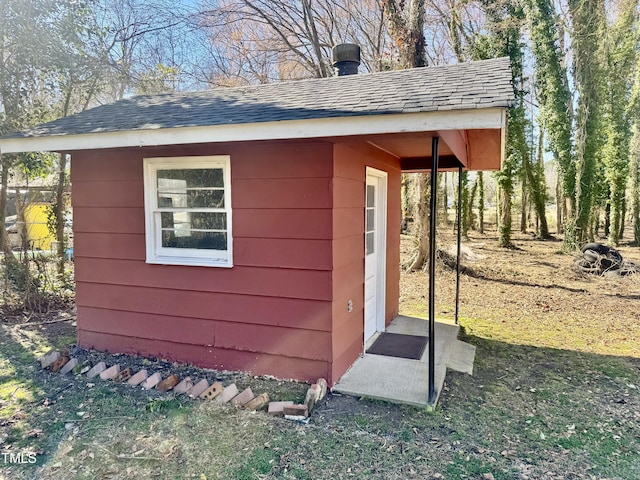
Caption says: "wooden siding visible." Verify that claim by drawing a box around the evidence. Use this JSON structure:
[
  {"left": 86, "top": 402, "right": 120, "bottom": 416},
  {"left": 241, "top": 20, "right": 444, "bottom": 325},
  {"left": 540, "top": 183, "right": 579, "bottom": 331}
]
[
  {"left": 72, "top": 138, "right": 402, "bottom": 386},
  {"left": 78, "top": 330, "right": 329, "bottom": 381},
  {"left": 75, "top": 259, "right": 332, "bottom": 301},
  {"left": 330, "top": 141, "right": 402, "bottom": 383},
  {"left": 72, "top": 141, "right": 335, "bottom": 383},
  {"left": 76, "top": 284, "right": 332, "bottom": 331}
]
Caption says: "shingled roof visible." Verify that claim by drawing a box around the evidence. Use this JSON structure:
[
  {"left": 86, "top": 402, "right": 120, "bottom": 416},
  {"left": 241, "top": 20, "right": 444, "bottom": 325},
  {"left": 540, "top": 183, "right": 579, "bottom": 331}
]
[{"left": 5, "top": 57, "right": 513, "bottom": 140}]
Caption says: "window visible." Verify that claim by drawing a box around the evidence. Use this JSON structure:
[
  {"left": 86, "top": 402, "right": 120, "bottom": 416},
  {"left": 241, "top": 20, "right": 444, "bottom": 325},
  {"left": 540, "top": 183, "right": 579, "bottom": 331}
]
[
  {"left": 366, "top": 184, "right": 375, "bottom": 255},
  {"left": 143, "top": 155, "right": 232, "bottom": 267}
]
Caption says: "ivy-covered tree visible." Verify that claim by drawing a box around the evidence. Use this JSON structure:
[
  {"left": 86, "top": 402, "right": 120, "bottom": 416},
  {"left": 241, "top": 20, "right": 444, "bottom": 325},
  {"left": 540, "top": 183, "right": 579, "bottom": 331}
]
[
  {"left": 628, "top": 22, "right": 640, "bottom": 246},
  {"left": 602, "top": 0, "right": 638, "bottom": 245},
  {"left": 477, "top": 171, "right": 485, "bottom": 234},
  {"left": 630, "top": 126, "right": 640, "bottom": 245},
  {"left": 470, "top": 0, "right": 528, "bottom": 248},
  {"left": 525, "top": 0, "right": 573, "bottom": 244},
  {"left": 568, "top": 0, "right": 606, "bottom": 246}
]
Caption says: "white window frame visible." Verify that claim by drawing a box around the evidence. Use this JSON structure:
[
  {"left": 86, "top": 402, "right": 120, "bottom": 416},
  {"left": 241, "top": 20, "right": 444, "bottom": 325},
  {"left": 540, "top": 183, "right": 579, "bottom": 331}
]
[{"left": 143, "top": 155, "right": 233, "bottom": 267}]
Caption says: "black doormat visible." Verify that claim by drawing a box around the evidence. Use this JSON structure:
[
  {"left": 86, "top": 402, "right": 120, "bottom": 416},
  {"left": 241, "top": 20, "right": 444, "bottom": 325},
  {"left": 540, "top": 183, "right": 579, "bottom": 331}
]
[{"left": 366, "top": 333, "right": 428, "bottom": 360}]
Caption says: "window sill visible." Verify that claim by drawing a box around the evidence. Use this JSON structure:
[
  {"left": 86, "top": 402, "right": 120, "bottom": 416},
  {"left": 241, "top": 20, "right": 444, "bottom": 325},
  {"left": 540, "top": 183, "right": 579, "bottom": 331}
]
[{"left": 146, "top": 256, "right": 233, "bottom": 268}]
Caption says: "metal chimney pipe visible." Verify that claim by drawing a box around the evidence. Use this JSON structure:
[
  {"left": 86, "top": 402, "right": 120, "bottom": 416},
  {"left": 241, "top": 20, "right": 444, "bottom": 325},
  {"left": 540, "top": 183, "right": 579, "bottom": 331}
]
[{"left": 332, "top": 44, "right": 361, "bottom": 76}]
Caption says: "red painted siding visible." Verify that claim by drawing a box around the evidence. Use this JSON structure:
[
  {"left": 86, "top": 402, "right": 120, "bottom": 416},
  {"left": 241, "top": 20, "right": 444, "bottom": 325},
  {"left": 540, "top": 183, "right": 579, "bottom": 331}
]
[
  {"left": 76, "top": 285, "right": 332, "bottom": 331},
  {"left": 75, "top": 258, "right": 332, "bottom": 301},
  {"left": 78, "top": 330, "right": 329, "bottom": 381},
  {"left": 73, "top": 141, "right": 335, "bottom": 383},
  {"left": 329, "top": 142, "right": 402, "bottom": 384},
  {"left": 72, "top": 138, "right": 401, "bottom": 386}
]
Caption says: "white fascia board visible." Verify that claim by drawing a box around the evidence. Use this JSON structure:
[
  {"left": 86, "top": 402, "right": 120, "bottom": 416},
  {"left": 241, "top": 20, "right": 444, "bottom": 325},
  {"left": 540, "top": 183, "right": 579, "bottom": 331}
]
[{"left": 0, "top": 107, "right": 507, "bottom": 154}]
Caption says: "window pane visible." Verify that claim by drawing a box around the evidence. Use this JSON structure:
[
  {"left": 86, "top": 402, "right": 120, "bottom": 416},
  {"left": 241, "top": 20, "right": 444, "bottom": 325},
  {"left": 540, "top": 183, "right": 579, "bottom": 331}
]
[
  {"left": 366, "top": 232, "right": 374, "bottom": 254},
  {"left": 160, "top": 212, "right": 227, "bottom": 231},
  {"left": 366, "top": 208, "right": 375, "bottom": 232},
  {"left": 366, "top": 185, "right": 375, "bottom": 207},
  {"left": 157, "top": 168, "right": 224, "bottom": 188},
  {"left": 158, "top": 190, "right": 224, "bottom": 209},
  {"left": 162, "top": 230, "right": 227, "bottom": 250}
]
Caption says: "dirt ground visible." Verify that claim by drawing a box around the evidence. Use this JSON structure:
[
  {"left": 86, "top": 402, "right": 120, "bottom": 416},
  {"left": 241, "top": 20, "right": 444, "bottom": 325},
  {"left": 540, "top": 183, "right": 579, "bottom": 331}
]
[{"left": 400, "top": 229, "right": 640, "bottom": 358}]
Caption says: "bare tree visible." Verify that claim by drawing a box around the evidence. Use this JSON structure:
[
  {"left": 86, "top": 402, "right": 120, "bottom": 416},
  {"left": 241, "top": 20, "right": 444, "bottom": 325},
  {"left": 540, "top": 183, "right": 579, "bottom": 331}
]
[{"left": 195, "top": 0, "right": 390, "bottom": 84}]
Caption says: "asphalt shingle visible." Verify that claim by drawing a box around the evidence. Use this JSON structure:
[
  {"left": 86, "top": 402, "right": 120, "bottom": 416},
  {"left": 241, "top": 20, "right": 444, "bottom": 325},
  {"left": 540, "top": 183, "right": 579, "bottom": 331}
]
[{"left": 6, "top": 57, "right": 514, "bottom": 139}]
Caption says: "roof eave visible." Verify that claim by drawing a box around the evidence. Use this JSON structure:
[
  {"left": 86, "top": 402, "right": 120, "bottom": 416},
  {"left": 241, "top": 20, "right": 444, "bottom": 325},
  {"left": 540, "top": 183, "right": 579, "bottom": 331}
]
[{"left": 0, "top": 107, "right": 508, "bottom": 154}]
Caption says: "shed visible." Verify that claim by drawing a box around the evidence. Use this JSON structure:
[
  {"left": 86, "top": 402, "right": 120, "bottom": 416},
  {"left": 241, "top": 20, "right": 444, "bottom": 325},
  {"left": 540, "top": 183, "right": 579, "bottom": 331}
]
[{"left": 0, "top": 57, "right": 514, "bottom": 394}]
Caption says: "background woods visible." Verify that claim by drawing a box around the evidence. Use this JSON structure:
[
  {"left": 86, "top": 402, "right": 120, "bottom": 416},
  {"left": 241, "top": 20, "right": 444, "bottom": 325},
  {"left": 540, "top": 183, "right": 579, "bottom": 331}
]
[{"left": 1, "top": 0, "right": 639, "bottom": 306}]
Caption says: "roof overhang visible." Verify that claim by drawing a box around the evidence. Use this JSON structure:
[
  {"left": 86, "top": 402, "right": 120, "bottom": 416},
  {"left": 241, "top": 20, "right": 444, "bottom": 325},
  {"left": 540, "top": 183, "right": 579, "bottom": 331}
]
[{"left": 0, "top": 107, "right": 507, "bottom": 170}]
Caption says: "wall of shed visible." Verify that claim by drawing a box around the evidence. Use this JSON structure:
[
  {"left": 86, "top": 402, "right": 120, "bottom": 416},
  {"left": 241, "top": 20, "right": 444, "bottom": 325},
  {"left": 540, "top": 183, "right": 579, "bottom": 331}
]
[
  {"left": 330, "top": 142, "right": 402, "bottom": 384},
  {"left": 72, "top": 141, "right": 336, "bottom": 383}
]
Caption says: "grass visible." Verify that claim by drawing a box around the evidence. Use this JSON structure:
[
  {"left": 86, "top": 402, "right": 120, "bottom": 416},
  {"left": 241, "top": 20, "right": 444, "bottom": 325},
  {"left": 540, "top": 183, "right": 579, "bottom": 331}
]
[
  {"left": 1, "top": 318, "right": 639, "bottom": 479},
  {"left": 2, "top": 232, "right": 640, "bottom": 478}
]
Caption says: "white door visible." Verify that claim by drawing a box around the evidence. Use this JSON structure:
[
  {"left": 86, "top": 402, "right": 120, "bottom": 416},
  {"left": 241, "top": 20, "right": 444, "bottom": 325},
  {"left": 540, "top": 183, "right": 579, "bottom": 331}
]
[{"left": 364, "top": 168, "right": 387, "bottom": 344}]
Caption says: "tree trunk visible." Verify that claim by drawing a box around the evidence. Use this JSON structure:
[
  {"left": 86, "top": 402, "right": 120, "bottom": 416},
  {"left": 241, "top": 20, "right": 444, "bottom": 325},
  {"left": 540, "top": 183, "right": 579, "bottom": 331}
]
[
  {"left": 440, "top": 173, "right": 448, "bottom": 226},
  {"left": 620, "top": 197, "right": 626, "bottom": 240},
  {"left": 401, "top": 173, "right": 410, "bottom": 233},
  {"left": 0, "top": 156, "right": 9, "bottom": 254},
  {"left": 495, "top": 185, "right": 500, "bottom": 230},
  {"left": 385, "top": 0, "right": 428, "bottom": 268},
  {"left": 569, "top": 0, "right": 605, "bottom": 245},
  {"left": 520, "top": 174, "right": 527, "bottom": 233},
  {"left": 461, "top": 171, "right": 470, "bottom": 241},
  {"left": 499, "top": 183, "right": 513, "bottom": 247},
  {"left": 469, "top": 177, "right": 478, "bottom": 232},
  {"left": 408, "top": 173, "right": 430, "bottom": 271},
  {"left": 631, "top": 125, "right": 640, "bottom": 245},
  {"left": 478, "top": 172, "right": 485, "bottom": 234},
  {"left": 604, "top": 202, "right": 611, "bottom": 238},
  {"left": 556, "top": 175, "right": 563, "bottom": 234},
  {"left": 14, "top": 190, "right": 33, "bottom": 301},
  {"left": 0, "top": 156, "right": 24, "bottom": 295},
  {"left": 590, "top": 205, "right": 599, "bottom": 241},
  {"left": 55, "top": 153, "right": 68, "bottom": 278}
]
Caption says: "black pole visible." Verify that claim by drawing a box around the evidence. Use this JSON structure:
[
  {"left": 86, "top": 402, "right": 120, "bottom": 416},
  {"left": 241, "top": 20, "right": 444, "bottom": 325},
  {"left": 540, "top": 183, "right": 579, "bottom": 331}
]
[
  {"left": 428, "top": 136, "right": 439, "bottom": 405},
  {"left": 455, "top": 166, "right": 462, "bottom": 325}
]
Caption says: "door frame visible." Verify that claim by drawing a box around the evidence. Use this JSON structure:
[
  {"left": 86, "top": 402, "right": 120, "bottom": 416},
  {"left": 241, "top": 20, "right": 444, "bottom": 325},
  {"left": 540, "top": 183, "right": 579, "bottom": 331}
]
[{"left": 364, "top": 167, "right": 388, "bottom": 345}]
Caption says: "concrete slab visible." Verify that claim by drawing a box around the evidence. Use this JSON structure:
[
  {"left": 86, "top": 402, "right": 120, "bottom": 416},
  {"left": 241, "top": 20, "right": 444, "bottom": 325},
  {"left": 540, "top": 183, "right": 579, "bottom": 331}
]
[
  {"left": 446, "top": 340, "right": 476, "bottom": 375},
  {"left": 333, "top": 316, "right": 473, "bottom": 408},
  {"left": 333, "top": 353, "right": 447, "bottom": 407}
]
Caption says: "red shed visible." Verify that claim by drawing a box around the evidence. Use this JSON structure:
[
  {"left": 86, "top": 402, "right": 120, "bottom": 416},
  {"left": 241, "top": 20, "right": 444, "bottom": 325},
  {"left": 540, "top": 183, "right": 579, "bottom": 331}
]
[{"left": 0, "top": 57, "right": 513, "bottom": 387}]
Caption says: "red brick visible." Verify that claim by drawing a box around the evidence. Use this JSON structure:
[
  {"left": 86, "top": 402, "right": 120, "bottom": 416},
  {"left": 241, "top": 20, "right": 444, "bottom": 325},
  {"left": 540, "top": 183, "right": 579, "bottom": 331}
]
[
  {"left": 156, "top": 374, "right": 180, "bottom": 392},
  {"left": 51, "top": 357, "right": 69, "bottom": 373},
  {"left": 215, "top": 384, "right": 239, "bottom": 404},
  {"left": 199, "top": 381, "right": 224, "bottom": 400},
  {"left": 187, "top": 379, "right": 209, "bottom": 398},
  {"left": 141, "top": 372, "right": 162, "bottom": 390},
  {"left": 113, "top": 368, "right": 133, "bottom": 383},
  {"left": 60, "top": 358, "right": 79, "bottom": 375},
  {"left": 231, "top": 387, "right": 255, "bottom": 407},
  {"left": 173, "top": 377, "right": 193, "bottom": 394},
  {"left": 40, "top": 351, "right": 60, "bottom": 369},
  {"left": 244, "top": 393, "right": 270, "bottom": 411},
  {"left": 127, "top": 369, "right": 148, "bottom": 386},
  {"left": 283, "top": 404, "right": 308, "bottom": 417},
  {"left": 99, "top": 364, "right": 120, "bottom": 380},
  {"left": 304, "top": 384, "right": 321, "bottom": 412},
  {"left": 317, "top": 378, "right": 328, "bottom": 399},
  {"left": 268, "top": 401, "right": 294, "bottom": 416},
  {"left": 86, "top": 362, "right": 106, "bottom": 379}
]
